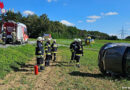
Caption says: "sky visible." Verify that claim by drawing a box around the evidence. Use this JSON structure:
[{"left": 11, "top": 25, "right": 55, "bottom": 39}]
[{"left": 1, "top": 0, "right": 130, "bottom": 38}]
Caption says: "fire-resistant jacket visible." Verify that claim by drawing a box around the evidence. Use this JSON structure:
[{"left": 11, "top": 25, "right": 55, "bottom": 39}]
[
  {"left": 75, "top": 42, "right": 83, "bottom": 56},
  {"left": 70, "top": 41, "right": 77, "bottom": 52},
  {"left": 35, "top": 41, "right": 44, "bottom": 58},
  {"left": 45, "top": 42, "right": 51, "bottom": 55},
  {"left": 51, "top": 42, "right": 58, "bottom": 53}
]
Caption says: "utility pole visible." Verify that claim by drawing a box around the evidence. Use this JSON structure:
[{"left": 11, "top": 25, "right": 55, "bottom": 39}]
[{"left": 120, "top": 26, "right": 126, "bottom": 39}]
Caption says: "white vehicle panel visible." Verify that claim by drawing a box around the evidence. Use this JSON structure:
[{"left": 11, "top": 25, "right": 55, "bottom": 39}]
[{"left": 17, "top": 25, "right": 23, "bottom": 41}]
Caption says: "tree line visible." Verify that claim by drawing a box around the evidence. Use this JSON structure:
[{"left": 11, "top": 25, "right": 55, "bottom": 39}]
[{"left": 0, "top": 11, "right": 119, "bottom": 40}]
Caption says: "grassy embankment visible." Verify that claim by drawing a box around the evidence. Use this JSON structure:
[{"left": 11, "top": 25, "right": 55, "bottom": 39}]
[
  {"left": 0, "top": 44, "right": 35, "bottom": 79},
  {"left": 0, "top": 39, "right": 130, "bottom": 89}
]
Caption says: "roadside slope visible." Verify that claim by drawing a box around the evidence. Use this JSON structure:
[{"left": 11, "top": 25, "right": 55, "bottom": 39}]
[{"left": 0, "top": 45, "right": 130, "bottom": 90}]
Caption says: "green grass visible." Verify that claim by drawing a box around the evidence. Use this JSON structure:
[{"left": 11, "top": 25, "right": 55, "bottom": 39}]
[
  {"left": 52, "top": 39, "right": 130, "bottom": 89},
  {"left": 0, "top": 39, "right": 130, "bottom": 89},
  {"left": 0, "top": 44, "right": 35, "bottom": 79},
  {"left": 56, "top": 39, "right": 74, "bottom": 45},
  {"left": 56, "top": 39, "right": 130, "bottom": 49}
]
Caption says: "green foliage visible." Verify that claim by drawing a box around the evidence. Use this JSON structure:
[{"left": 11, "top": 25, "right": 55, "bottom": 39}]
[
  {"left": 2, "top": 11, "right": 111, "bottom": 39},
  {"left": 0, "top": 44, "right": 35, "bottom": 79},
  {"left": 108, "top": 35, "right": 118, "bottom": 40}
]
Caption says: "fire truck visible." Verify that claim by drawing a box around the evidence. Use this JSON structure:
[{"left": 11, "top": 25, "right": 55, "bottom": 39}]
[{"left": 0, "top": 20, "right": 29, "bottom": 44}]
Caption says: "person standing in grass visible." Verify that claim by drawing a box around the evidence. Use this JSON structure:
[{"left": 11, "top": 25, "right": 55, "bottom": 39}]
[
  {"left": 70, "top": 39, "right": 77, "bottom": 63},
  {"left": 51, "top": 39, "right": 58, "bottom": 62},
  {"left": 74, "top": 39, "right": 83, "bottom": 68},
  {"left": 2, "top": 27, "right": 7, "bottom": 45},
  {"left": 45, "top": 38, "right": 52, "bottom": 66},
  {"left": 35, "top": 37, "right": 44, "bottom": 72}
]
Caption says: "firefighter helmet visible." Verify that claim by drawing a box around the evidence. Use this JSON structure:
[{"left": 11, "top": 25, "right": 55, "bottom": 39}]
[
  {"left": 37, "top": 37, "right": 43, "bottom": 41},
  {"left": 74, "top": 38, "right": 77, "bottom": 42},
  {"left": 78, "top": 38, "right": 81, "bottom": 42}
]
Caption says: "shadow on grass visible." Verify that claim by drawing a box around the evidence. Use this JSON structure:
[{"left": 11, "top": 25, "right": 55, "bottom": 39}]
[
  {"left": 69, "top": 71, "right": 130, "bottom": 80},
  {"left": 51, "top": 64, "right": 74, "bottom": 67},
  {"left": 16, "top": 62, "right": 34, "bottom": 68},
  {"left": 51, "top": 61, "right": 74, "bottom": 67},
  {"left": 69, "top": 71, "right": 104, "bottom": 78},
  {"left": 10, "top": 62, "right": 34, "bottom": 72},
  {"left": 54, "top": 61, "right": 68, "bottom": 63},
  {"left": 21, "top": 64, "right": 34, "bottom": 68},
  {"left": 11, "top": 66, "right": 33, "bottom": 72}
]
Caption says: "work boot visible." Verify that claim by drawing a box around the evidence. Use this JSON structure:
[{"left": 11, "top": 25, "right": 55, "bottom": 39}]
[
  {"left": 45, "top": 61, "right": 48, "bottom": 66},
  {"left": 40, "top": 66, "right": 44, "bottom": 70}
]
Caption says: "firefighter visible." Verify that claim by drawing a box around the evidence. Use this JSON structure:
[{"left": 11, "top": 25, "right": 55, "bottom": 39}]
[
  {"left": 74, "top": 39, "right": 83, "bottom": 68},
  {"left": 2, "top": 27, "right": 7, "bottom": 45},
  {"left": 51, "top": 39, "right": 58, "bottom": 62},
  {"left": 35, "top": 37, "right": 44, "bottom": 71},
  {"left": 45, "top": 38, "right": 52, "bottom": 66},
  {"left": 11, "top": 28, "right": 16, "bottom": 44},
  {"left": 70, "top": 39, "right": 77, "bottom": 63}
]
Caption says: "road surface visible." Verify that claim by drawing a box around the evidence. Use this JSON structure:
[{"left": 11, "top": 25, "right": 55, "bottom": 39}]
[{"left": 0, "top": 41, "right": 36, "bottom": 48}]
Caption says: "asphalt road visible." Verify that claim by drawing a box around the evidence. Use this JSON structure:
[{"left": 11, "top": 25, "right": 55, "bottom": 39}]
[{"left": 0, "top": 41, "right": 36, "bottom": 48}]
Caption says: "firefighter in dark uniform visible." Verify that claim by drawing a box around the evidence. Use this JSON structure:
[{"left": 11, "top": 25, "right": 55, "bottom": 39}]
[
  {"left": 2, "top": 27, "right": 7, "bottom": 45},
  {"left": 51, "top": 39, "right": 58, "bottom": 62},
  {"left": 45, "top": 38, "right": 52, "bottom": 66},
  {"left": 74, "top": 39, "right": 83, "bottom": 68},
  {"left": 70, "top": 39, "right": 77, "bottom": 63},
  {"left": 35, "top": 37, "right": 44, "bottom": 71}
]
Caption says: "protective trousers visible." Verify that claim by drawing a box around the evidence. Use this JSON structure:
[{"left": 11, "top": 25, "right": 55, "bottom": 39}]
[
  {"left": 53, "top": 53, "right": 56, "bottom": 61},
  {"left": 75, "top": 55, "right": 80, "bottom": 63},
  {"left": 71, "top": 52, "right": 75, "bottom": 60},
  {"left": 45, "top": 55, "right": 51, "bottom": 66},
  {"left": 37, "top": 57, "right": 44, "bottom": 70}
]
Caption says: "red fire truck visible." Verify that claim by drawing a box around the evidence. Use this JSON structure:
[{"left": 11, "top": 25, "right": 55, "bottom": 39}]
[{"left": 0, "top": 20, "right": 29, "bottom": 44}]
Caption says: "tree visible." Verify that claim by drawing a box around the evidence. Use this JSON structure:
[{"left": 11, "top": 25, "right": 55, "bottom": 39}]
[
  {"left": 108, "top": 36, "right": 118, "bottom": 40},
  {"left": 125, "top": 36, "right": 130, "bottom": 40},
  {"left": 1, "top": 11, "right": 112, "bottom": 39}
]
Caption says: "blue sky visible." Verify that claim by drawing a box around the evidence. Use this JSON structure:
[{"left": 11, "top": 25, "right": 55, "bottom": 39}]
[{"left": 2, "top": 0, "right": 130, "bottom": 38}]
